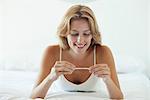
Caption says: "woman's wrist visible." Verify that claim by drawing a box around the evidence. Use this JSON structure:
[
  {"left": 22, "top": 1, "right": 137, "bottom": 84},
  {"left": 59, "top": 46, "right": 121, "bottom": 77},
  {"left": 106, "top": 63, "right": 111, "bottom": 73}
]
[
  {"left": 102, "top": 76, "right": 111, "bottom": 83},
  {"left": 47, "top": 73, "right": 58, "bottom": 82}
]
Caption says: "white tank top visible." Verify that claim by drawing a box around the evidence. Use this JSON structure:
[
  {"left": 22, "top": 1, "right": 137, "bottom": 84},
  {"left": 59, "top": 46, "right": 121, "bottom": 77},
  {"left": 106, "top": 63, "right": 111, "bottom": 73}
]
[{"left": 53, "top": 45, "right": 101, "bottom": 92}]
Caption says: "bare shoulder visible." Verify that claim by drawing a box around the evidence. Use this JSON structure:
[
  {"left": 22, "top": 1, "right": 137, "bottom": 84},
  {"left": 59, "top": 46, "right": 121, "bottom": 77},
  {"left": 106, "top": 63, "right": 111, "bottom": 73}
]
[
  {"left": 96, "top": 44, "right": 114, "bottom": 65},
  {"left": 45, "top": 45, "right": 60, "bottom": 55},
  {"left": 41, "top": 44, "right": 60, "bottom": 73},
  {"left": 96, "top": 45, "right": 112, "bottom": 55},
  {"left": 43, "top": 45, "right": 60, "bottom": 59},
  {"left": 33, "top": 45, "right": 60, "bottom": 87}
]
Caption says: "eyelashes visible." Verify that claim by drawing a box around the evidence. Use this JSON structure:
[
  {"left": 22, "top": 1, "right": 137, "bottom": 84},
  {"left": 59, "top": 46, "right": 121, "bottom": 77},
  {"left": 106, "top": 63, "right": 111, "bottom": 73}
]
[
  {"left": 70, "top": 33, "right": 91, "bottom": 37},
  {"left": 70, "top": 33, "right": 78, "bottom": 36}
]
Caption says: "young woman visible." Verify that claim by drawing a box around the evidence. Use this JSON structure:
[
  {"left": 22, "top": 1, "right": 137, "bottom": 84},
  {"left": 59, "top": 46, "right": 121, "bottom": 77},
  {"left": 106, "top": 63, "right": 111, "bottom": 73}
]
[{"left": 30, "top": 5, "right": 123, "bottom": 99}]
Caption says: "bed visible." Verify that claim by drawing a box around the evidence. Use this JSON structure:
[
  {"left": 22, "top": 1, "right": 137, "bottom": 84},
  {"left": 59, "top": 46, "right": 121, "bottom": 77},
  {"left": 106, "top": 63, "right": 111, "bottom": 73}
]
[
  {"left": 0, "top": 55, "right": 150, "bottom": 100},
  {"left": 0, "top": 70, "right": 150, "bottom": 100}
]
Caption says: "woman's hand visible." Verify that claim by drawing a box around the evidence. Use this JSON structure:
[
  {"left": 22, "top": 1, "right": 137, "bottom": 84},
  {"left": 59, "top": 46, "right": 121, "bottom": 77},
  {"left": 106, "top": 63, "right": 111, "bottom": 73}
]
[
  {"left": 48, "top": 61, "right": 76, "bottom": 81},
  {"left": 89, "top": 64, "right": 111, "bottom": 79}
]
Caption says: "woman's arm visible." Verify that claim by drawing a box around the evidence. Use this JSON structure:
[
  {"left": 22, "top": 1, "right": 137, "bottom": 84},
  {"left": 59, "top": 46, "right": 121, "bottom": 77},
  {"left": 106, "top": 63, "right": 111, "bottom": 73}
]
[
  {"left": 30, "top": 45, "right": 76, "bottom": 99},
  {"left": 30, "top": 46, "right": 58, "bottom": 99},
  {"left": 30, "top": 73, "right": 55, "bottom": 99},
  {"left": 101, "top": 46, "right": 123, "bottom": 99},
  {"left": 90, "top": 45, "right": 123, "bottom": 99}
]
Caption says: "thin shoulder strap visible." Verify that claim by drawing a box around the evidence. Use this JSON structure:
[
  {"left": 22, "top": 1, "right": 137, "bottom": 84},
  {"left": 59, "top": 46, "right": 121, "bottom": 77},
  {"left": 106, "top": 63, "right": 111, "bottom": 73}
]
[
  {"left": 59, "top": 46, "right": 62, "bottom": 61},
  {"left": 94, "top": 45, "right": 96, "bottom": 65}
]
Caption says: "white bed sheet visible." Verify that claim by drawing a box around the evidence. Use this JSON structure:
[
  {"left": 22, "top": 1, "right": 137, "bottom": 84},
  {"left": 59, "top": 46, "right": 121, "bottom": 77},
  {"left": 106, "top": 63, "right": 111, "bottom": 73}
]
[{"left": 0, "top": 70, "right": 150, "bottom": 100}]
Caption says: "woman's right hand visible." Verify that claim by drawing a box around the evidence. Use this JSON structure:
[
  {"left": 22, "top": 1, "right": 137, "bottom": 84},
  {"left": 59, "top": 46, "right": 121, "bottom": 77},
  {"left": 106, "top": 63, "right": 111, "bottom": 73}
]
[{"left": 48, "top": 61, "right": 76, "bottom": 81}]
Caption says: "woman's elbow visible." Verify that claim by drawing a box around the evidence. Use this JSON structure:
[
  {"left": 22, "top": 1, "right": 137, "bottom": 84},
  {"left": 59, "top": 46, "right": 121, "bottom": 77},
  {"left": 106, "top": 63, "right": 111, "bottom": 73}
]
[
  {"left": 110, "top": 92, "right": 124, "bottom": 99},
  {"left": 30, "top": 91, "right": 45, "bottom": 99},
  {"left": 119, "top": 92, "right": 124, "bottom": 99},
  {"left": 30, "top": 94, "right": 44, "bottom": 99}
]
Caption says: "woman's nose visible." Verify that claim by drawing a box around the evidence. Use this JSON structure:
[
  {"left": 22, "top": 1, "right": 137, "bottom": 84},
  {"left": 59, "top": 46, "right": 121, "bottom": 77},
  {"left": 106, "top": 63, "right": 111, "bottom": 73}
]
[{"left": 77, "top": 35, "right": 83, "bottom": 43}]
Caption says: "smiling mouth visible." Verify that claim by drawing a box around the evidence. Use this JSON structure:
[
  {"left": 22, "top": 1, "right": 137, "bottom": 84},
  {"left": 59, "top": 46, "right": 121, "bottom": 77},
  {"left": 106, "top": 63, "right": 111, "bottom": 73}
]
[{"left": 75, "top": 44, "right": 86, "bottom": 49}]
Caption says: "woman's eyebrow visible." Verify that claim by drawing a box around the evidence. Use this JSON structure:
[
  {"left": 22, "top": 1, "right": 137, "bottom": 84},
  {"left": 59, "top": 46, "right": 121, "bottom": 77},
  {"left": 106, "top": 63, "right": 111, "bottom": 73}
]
[
  {"left": 70, "top": 30, "right": 90, "bottom": 32},
  {"left": 83, "top": 30, "right": 91, "bottom": 32},
  {"left": 70, "top": 30, "right": 78, "bottom": 32}
]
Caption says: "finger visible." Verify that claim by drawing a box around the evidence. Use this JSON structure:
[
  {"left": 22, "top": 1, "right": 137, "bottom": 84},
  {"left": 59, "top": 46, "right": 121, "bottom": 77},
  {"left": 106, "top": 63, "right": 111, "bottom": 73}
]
[
  {"left": 89, "top": 65, "right": 103, "bottom": 73},
  {"left": 62, "top": 71, "right": 73, "bottom": 75},
  {"left": 56, "top": 66, "right": 73, "bottom": 73},
  {"left": 65, "top": 65, "right": 76, "bottom": 71},
  {"left": 90, "top": 67, "right": 102, "bottom": 73},
  {"left": 94, "top": 72, "right": 110, "bottom": 78},
  {"left": 94, "top": 70, "right": 110, "bottom": 75},
  {"left": 89, "top": 64, "right": 104, "bottom": 70},
  {"left": 54, "top": 61, "right": 63, "bottom": 68},
  {"left": 64, "top": 61, "right": 76, "bottom": 70},
  {"left": 96, "top": 74, "right": 110, "bottom": 78},
  {"left": 57, "top": 70, "right": 73, "bottom": 75},
  {"left": 58, "top": 61, "right": 74, "bottom": 66},
  {"left": 54, "top": 62, "right": 74, "bottom": 72},
  {"left": 89, "top": 65, "right": 97, "bottom": 73},
  {"left": 56, "top": 70, "right": 70, "bottom": 76},
  {"left": 100, "top": 64, "right": 109, "bottom": 69},
  {"left": 54, "top": 63, "right": 63, "bottom": 68},
  {"left": 89, "top": 65, "right": 97, "bottom": 71},
  {"left": 89, "top": 64, "right": 109, "bottom": 72},
  {"left": 93, "top": 67, "right": 110, "bottom": 73},
  {"left": 56, "top": 61, "right": 76, "bottom": 70},
  {"left": 55, "top": 64, "right": 71, "bottom": 72}
]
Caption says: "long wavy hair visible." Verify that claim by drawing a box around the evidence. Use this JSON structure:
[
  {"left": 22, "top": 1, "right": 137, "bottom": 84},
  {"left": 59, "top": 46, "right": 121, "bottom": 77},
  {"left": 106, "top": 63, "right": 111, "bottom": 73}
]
[{"left": 57, "top": 5, "right": 101, "bottom": 49}]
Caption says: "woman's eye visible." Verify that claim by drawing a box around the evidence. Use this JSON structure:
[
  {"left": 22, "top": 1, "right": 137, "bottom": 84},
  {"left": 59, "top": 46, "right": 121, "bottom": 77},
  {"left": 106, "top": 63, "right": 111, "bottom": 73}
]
[
  {"left": 83, "top": 33, "right": 91, "bottom": 36},
  {"left": 70, "top": 33, "right": 78, "bottom": 36}
]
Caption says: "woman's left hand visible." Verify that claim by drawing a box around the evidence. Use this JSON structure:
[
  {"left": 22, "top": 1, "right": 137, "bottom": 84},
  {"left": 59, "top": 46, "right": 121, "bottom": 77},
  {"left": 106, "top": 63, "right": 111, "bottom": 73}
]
[{"left": 89, "top": 64, "right": 111, "bottom": 78}]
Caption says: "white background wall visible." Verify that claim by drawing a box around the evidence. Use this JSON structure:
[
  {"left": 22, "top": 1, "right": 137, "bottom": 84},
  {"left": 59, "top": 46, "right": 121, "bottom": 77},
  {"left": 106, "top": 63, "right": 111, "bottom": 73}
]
[
  {"left": 0, "top": 0, "right": 149, "bottom": 74},
  {"left": 0, "top": 0, "right": 3, "bottom": 63},
  {"left": 148, "top": 0, "right": 150, "bottom": 77}
]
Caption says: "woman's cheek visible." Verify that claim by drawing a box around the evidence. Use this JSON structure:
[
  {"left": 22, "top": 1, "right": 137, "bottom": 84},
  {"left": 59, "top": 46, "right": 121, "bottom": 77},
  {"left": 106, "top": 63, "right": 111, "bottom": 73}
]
[{"left": 71, "top": 37, "right": 77, "bottom": 44}]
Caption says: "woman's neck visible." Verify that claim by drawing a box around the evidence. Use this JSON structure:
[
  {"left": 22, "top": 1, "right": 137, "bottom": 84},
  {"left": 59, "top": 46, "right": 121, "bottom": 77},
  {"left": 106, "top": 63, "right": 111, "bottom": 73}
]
[{"left": 68, "top": 47, "right": 92, "bottom": 60}]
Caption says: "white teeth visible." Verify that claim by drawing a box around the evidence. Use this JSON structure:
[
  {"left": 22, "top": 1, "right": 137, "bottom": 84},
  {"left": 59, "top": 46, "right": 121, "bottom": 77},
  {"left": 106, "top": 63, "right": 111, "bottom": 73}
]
[
  {"left": 76, "top": 44, "right": 85, "bottom": 48},
  {"left": 77, "top": 45, "right": 84, "bottom": 48}
]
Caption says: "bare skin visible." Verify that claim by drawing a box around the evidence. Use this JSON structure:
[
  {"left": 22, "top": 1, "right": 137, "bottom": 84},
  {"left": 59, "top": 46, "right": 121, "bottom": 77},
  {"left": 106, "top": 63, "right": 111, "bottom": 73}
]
[{"left": 30, "top": 19, "right": 123, "bottom": 99}]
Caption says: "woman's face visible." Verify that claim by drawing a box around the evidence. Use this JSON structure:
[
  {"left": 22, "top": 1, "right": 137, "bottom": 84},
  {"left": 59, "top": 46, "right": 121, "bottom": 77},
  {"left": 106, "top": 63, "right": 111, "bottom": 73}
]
[{"left": 67, "top": 19, "right": 92, "bottom": 55}]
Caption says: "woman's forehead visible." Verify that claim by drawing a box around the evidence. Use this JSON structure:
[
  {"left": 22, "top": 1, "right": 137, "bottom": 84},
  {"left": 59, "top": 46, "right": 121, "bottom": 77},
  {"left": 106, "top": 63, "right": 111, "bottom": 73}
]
[
  {"left": 70, "top": 29, "right": 91, "bottom": 32},
  {"left": 70, "top": 20, "right": 90, "bottom": 28}
]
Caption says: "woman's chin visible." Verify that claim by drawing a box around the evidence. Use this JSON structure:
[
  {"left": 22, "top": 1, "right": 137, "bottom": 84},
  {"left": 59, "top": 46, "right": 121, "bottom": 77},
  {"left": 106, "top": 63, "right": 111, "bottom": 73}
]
[{"left": 74, "top": 47, "right": 86, "bottom": 54}]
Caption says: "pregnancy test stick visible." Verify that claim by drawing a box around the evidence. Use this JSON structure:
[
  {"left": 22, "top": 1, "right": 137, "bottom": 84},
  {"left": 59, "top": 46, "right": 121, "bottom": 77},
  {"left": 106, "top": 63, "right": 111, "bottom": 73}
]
[{"left": 75, "top": 68, "right": 90, "bottom": 70}]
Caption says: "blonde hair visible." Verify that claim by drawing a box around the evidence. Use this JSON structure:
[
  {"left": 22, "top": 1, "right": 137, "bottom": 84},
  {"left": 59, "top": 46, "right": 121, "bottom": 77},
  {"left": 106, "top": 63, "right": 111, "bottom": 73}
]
[{"left": 57, "top": 5, "right": 101, "bottom": 49}]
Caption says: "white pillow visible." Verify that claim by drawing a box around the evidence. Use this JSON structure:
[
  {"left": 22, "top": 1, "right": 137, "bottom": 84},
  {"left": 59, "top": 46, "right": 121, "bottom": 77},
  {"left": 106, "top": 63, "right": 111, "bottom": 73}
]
[
  {"left": 0, "top": 52, "right": 146, "bottom": 73},
  {"left": 114, "top": 54, "right": 146, "bottom": 73},
  {"left": 0, "top": 56, "right": 39, "bottom": 71}
]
